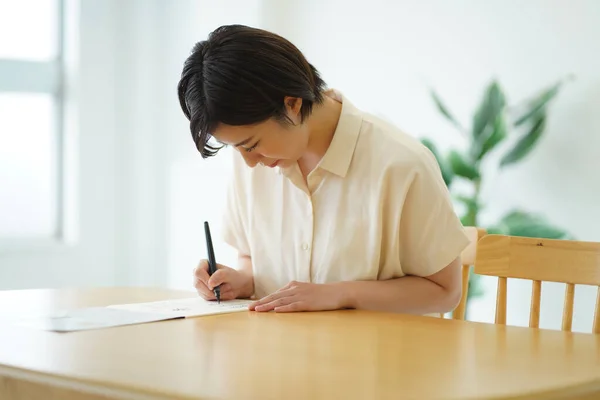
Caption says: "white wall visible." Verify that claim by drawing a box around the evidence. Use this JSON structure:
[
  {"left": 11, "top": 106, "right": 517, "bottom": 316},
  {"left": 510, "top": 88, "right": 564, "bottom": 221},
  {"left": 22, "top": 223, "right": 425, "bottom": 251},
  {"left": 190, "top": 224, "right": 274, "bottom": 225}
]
[
  {"left": 162, "top": 1, "right": 265, "bottom": 289},
  {"left": 112, "top": 0, "right": 171, "bottom": 287},
  {"left": 262, "top": 0, "right": 600, "bottom": 331}
]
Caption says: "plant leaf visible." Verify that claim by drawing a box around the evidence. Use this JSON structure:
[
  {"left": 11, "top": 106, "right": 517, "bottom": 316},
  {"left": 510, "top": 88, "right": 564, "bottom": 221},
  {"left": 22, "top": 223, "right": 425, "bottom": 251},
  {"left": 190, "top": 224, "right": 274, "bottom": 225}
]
[
  {"left": 513, "top": 78, "right": 569, "bottom": 127},
  {"left": 492, "top": 210, "right": 571, "bottom": 239},
  {"left": 457, "top": 195, "right": 479, "bottom": 227},
  {"left": 484, "top": 226, "right": 504, "bottom": 235},
  {"left": 475, "top": 113, "right": 507, "bottom": 160},
  {"left": 471, "top": 80, "right": 506, "bottom": 140},
  {"left": 431, "top": 90, "right": 464, "bottom": 132},
  {"left": 420, "top": 138, "right": 454, "bottom": 186},
  {"left": 449, "top": 150, "right": 480, "bottom": 180},
  {"left": 499, "top": 113, "right": 546, "bottom": 167},
  {"left": 460, "top": 213, "right": 475, "bottom": 227},
  {"left": 456, "top": 195, "right": 478, "bottom": 210}
]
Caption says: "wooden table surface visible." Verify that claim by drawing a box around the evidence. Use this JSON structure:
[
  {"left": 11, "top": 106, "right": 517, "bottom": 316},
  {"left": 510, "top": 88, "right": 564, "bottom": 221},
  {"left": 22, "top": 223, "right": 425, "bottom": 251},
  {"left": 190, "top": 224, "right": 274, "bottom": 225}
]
[{"left": 1, "top": 287, "right": 600, "bottom": 400}]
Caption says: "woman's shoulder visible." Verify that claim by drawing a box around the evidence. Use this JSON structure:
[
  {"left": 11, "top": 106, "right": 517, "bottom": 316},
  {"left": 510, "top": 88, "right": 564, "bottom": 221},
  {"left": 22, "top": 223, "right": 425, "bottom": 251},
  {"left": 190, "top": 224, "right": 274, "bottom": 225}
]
[{"left": 355, "top": 113, "right": 438, "bottom": 174}]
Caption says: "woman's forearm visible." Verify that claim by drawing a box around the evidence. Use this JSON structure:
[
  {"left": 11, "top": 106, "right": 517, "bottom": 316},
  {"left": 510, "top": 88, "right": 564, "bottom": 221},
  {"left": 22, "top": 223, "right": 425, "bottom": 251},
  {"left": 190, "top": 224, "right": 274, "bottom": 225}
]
[{"left": 336, "top": 275, "right": 461, "bottom": 315}]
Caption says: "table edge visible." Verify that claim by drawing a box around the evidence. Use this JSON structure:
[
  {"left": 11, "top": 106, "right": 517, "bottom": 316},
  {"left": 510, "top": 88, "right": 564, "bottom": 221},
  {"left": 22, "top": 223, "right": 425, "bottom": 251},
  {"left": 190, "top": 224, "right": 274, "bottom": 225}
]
[
  {"left": 475, "top": 379, "right": 600, "bottom": 400},
  {"left": 0, "top": 364, "right": 194, "bottom": 400},
  {"left": 3, "top": 362, "right": 600, "bottom": 400}
]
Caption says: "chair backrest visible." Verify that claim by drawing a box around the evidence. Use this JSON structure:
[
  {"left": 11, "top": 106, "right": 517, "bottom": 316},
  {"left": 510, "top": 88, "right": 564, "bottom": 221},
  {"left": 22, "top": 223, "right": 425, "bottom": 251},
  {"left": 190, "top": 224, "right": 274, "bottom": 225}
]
[
  {"left": 439, "top": 227, "right": 487, "bottom": 320},
  {"left": 474, "top": 234, "right": 600, "bottom": 333}
]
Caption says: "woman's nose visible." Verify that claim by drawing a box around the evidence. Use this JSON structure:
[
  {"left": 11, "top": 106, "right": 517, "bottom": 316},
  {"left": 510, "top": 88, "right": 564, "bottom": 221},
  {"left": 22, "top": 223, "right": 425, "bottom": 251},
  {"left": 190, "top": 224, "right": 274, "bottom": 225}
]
[{"left": 239, "top": 149, "right": 262, "bottom": 168}]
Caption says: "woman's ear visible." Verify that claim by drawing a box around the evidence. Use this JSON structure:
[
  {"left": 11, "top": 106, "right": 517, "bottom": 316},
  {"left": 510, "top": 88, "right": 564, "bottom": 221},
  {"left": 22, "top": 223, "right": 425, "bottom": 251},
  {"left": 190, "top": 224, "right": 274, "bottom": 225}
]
[{"left": 284, "top": 96, "right": 303, "bottom": 123}]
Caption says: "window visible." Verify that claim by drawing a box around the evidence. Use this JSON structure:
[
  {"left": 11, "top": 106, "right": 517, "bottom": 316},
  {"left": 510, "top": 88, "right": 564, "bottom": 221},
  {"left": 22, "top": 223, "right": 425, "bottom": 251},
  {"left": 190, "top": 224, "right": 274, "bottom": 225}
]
[{"left": 0, "top": 0, "right": 63, "bottom": 239}]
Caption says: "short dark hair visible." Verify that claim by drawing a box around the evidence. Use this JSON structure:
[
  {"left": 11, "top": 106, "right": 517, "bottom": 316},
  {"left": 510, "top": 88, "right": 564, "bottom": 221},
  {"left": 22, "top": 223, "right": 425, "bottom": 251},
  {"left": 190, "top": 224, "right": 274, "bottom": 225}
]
[{"left": 177, "top": 24, "right": 327, "bottom": 158}]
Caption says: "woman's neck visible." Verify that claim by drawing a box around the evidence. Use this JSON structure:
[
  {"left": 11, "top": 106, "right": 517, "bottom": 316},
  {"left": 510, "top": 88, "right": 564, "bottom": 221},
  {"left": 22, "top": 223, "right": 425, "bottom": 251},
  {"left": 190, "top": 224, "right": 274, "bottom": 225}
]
[{"left": 304, "top": 94, "right": 343, "bottom": 160}]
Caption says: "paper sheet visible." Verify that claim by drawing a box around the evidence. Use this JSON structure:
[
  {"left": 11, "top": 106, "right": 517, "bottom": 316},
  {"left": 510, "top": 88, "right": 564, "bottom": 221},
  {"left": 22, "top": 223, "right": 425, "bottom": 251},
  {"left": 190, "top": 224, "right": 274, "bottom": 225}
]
[
  {"left": 107, "top": 297, "right": 253, "bottom": 318},
  {"left": 5, "top": 307, "right": 180, "bottom": 332},
  {"left": 1, "top": 298, "right": 252, "bottom": 332}
]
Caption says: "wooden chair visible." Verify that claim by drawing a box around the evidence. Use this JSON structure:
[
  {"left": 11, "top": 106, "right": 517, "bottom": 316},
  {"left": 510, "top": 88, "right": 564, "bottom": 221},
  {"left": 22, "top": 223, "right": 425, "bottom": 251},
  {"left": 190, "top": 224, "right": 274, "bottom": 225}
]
[
  {"left": 439, "top": 227, "right": 487, "bottom": 320},
  {"left": 474, "top": 234, "right": 600, "bottom": 333}
]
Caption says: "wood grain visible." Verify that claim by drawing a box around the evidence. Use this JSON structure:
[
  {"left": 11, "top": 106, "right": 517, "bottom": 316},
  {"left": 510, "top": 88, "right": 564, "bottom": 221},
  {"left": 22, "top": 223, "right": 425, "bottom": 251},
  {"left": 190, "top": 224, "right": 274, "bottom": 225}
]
[
  {"left": 594, "top": 287, "right": 600, "bottom": 334},
  {"left": 475, "top": 235, "right": 600, "bottom": 333},
  {"left": 474, "top": 235, "right": 600, "bottom": 285},
  {"left": 530, "top": 280, "right": 542, "bottom": 328},
  {"left": 450, "top": 263, "right": 471, "bottom": 320},
  {"left": 563, "top": 283, "right": 575, "bottom": 331},
  {"left": 2, "top": 287, "right": 600, "bottom": 400},
  {"left": 496, "top": 277, "right": 508, "bottom": 325}
]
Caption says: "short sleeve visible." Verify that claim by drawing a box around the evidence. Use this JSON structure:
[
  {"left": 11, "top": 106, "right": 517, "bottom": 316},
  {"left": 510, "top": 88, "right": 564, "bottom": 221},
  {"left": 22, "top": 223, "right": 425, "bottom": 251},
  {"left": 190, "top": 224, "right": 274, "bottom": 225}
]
[
  {"left": 221, "top": 153, "right": 251, "bottom": 257},
  {"left": 398, "top": 148, "right": 471, "bottom": 277}
]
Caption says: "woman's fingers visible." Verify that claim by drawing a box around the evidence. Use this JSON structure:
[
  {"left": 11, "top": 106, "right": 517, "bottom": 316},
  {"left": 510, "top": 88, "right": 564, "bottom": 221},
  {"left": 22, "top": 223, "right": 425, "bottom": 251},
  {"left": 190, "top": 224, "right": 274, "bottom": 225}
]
[
  {"left": 274, "top": 281, "right": 295, "bottom": 292},
  {"left": 274, "top": 301, "right": 306, "bottom": 313},
  {"left": 194, "top": 278, "right": 215, "bottom": 300},
  {"left": 194, "top": 260, "right": 211, "bottom": 286},
  {"left": 210, "top": 283, "right": 234, "bottom": 300},
  {"left": 194, "top": 260, "right": 232, "bottom": 300},
  {"left": 207, "top": 268, "right": 230, "bottom": 290},
  {"left": 193, "top": 260, "right": 213, "bottom": 300},
  {"left": 250, "top": 281, "right": 300, "bottom": 310},
  {"left": 252, "top": 292, "right": 297, "bottom": 312},
  {"left": 218, "top": 288, "right": 236, "bottom": 301},
  {"left": 195, "top": 282, "right": 235, "bottom": 301},
  {"left": 194, "top": 261, "right": 246, "bottom": 301},
  {"left": 249, "top": 291, "right": 285, "bottom": 310}
]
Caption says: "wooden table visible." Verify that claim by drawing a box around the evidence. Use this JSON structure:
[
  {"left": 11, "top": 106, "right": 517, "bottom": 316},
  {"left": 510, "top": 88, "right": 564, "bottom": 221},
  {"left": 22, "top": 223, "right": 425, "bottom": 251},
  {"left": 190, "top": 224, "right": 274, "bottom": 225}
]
[{"left": 1, "top": 287, "right": 600, "bottom": 400}]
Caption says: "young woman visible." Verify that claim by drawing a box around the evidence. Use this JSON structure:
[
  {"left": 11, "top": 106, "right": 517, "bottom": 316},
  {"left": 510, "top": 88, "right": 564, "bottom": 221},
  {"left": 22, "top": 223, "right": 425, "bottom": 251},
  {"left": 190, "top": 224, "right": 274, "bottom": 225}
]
[{"left": 178, "top": 24, "right": 470, "bottom": 315}]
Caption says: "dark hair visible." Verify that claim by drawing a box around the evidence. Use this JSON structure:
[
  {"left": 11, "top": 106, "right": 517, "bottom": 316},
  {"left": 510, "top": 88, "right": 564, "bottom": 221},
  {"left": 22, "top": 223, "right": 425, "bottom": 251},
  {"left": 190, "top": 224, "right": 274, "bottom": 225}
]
[{"left": 177, "top": 24, "right": 327, "bottom": 158}]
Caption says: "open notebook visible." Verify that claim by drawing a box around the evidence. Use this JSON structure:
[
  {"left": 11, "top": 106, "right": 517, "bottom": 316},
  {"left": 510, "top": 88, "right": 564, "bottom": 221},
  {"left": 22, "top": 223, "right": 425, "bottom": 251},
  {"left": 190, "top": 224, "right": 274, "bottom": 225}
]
[
  {"left": 4, "top": 298, "right": 253, "bottom": 332},
  {"left": 107, "top": 297, "right": 253, "bottom": 318}
]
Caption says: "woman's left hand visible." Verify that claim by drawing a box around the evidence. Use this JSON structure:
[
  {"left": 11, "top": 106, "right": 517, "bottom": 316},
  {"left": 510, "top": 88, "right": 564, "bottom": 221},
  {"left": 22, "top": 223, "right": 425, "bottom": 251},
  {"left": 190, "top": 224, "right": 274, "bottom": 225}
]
[{"left": 249, "top": 281, "right": 349, "bottom": 312}]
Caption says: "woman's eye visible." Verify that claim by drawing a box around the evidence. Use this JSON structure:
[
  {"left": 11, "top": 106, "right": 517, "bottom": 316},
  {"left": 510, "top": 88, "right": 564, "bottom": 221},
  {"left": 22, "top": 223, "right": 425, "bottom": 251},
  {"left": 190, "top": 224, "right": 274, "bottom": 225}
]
[{"left": 245, "top": 142, "right": 259, "bottom": 152}]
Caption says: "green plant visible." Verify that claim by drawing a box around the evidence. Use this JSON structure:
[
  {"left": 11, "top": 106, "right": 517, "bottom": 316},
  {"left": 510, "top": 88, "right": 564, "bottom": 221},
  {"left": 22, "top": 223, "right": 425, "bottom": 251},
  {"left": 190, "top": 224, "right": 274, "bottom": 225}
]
[{"left": 422, "top": 77, "right": 573, "bottom": 306}]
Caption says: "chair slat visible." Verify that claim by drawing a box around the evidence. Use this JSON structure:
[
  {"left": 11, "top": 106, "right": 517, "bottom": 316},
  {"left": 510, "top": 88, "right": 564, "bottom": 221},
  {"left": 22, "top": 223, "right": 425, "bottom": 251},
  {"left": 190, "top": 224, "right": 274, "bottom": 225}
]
[
  {"left": 496, "top": 277, "right": 507, "bottom": 325},
  {"left": 562, "top": 283, "right": 575, "bottom": 331},
  {"left": 594, "top": 287, "right": 600, "bottom": 334},
  {"left": 529, "top": 280, "right": 542, "bottom": 328},
  {"left": 452, "top": 265, "right": 471, "bottom": 320},
  {"left": 475, "top": 235, "right": 600, "bottom": 333}
]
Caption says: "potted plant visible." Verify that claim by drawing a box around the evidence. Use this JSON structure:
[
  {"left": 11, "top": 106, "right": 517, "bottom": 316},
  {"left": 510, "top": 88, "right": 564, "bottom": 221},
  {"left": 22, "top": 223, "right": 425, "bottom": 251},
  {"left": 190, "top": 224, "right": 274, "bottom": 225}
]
[{"left": 421, "top": 77, "right": 573, "bottom": 307}]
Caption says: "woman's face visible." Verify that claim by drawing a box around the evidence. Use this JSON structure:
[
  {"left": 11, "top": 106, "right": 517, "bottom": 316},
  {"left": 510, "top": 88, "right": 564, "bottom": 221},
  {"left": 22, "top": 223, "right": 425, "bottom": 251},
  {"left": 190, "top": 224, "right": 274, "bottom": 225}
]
[{"left": 211, "top": 98, "right": 308, "bottom": 169}]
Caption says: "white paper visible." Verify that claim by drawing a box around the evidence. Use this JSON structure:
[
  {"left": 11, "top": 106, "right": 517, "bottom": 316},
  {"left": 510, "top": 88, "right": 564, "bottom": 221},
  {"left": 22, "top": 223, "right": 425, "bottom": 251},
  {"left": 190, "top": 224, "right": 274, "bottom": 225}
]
[
  {"left": 107, "top": 297, "right": 253, "bottom": 318},
  {"left": 5, "top": 307, "right": 180, "bottom": 332}
]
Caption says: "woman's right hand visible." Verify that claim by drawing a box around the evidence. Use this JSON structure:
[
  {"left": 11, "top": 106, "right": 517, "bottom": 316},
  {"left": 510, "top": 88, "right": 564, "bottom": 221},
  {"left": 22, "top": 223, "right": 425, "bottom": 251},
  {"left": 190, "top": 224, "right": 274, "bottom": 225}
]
[{"left": 193, "top": 259, "right": 254, "bottom": 301}]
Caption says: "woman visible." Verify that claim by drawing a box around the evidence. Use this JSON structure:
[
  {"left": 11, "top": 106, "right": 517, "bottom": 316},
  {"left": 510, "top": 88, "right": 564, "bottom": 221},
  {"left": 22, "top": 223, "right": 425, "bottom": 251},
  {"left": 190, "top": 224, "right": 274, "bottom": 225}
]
[{"left": 178, "top": 24, "right": 470, "bottom": 314}]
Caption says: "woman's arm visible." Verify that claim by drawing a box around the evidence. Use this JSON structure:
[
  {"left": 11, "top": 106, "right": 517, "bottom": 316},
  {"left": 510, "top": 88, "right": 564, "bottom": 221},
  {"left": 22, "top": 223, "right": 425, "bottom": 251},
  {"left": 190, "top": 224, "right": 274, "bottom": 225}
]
[
  {"left": 337, "top": 256, "right": 462, "bottom": 314},
  {"left": 249, "top": 256, "right": 463, "bottom": 314}
]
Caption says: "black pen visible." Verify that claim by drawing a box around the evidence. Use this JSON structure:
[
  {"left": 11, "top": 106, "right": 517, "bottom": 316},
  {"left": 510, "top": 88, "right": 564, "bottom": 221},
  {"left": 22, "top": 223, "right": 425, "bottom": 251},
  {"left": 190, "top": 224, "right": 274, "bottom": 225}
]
[{"left": 204, "top": 221, "right": 221, "bottom": 303}]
